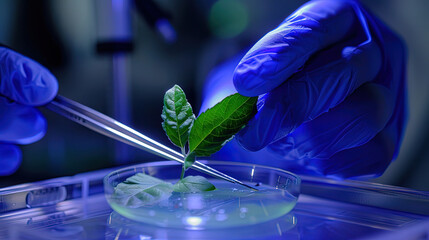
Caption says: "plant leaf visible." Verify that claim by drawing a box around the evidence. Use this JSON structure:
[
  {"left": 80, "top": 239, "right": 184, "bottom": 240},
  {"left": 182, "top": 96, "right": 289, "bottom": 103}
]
[
  {"left": 189, "top": 93, "right": 257, "bottom": 157},
  {"left": 161, "top": 85, "right": 195, "bottom": 148},
  {"left": 184, "top": 151, "right": 196, "bottom": 170},
  {"left": 173, "top": 175, "right": 216, "bottom": 193},
  {"left": 112, "top": 173, "right": 174, "bottom": 207}
]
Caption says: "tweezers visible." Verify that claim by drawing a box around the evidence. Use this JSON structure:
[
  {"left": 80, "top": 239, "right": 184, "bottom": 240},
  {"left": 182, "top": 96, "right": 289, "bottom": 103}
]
[{"left": 45, "top": 95, "right": 258, "bottom": 191}]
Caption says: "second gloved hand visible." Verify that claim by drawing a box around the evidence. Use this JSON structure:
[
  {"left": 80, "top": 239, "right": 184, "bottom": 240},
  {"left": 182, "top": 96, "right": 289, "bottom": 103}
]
[
  {"left": 233, "top": 0, "right": 407, "bottom": 178},
  {"left": 201, "top": 0, "right": 407, "bottom": 179},
  {"left": 0, "top": 47, "right": 58, "bottom": 175}
]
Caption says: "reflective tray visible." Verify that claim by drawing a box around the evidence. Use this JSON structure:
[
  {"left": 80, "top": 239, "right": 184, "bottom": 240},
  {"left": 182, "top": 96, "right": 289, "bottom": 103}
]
[{"left": 0, "top": 160, "right": 428, "bottom": 239}]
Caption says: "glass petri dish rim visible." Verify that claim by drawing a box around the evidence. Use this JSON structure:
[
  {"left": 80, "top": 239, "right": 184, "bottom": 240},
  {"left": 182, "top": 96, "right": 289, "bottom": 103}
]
[{"left": 103, "top": 160, "right": 301, "bottom": 189}]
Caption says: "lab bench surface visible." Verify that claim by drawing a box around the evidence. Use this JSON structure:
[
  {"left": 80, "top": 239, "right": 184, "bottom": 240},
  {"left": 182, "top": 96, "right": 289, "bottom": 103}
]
[{"left": 0, "top": 162, "right": 428, "bottom": 240}]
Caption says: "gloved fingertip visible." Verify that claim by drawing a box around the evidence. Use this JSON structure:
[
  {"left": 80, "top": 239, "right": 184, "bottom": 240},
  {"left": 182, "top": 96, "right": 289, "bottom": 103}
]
[
  {"left": 0, "top": 144, "right": 22, "bottom": 176},
  {"left": 15, "top": 108, "right": 47, "bottom": 145},
  {"left": 233, "top": 64, "right": 260, "bottom": 97},
  {"left": 236, "top": 120, "right": 272, "bottom": 152},
  {"left": 0, "top": 48, "right": 59, "bottom": 106},
  {"left": 37, "top": 71, "right": 58, "bottom": 105},
  {"left": 236, "top": 130, "right": 267, "bottom": 151},
  {"left": 236, "top": 96, "right": 288, "bottom": 151},
  {"left": 0, "top": 100, "right": 48, "bottom": 144},
  {"left": 20, "top": 61, "right": 59, "bottom": 106},
  {"left": 233, "top": 55, "right": 279, "bottom": 97}
]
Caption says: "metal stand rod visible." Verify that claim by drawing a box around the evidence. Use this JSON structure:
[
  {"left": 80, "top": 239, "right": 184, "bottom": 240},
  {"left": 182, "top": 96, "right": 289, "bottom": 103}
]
[{"left": 112, "top": 53, "right": 131, "bottom": 164}]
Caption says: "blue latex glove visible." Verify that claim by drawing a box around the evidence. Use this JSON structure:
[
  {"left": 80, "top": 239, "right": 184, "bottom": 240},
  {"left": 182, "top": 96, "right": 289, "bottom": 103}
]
[
  {"left": 202, "top": 0, "right": 407, "bottom": 178},
  {"left": 0, "top": 47, "right": 58, "bottom": 175}
]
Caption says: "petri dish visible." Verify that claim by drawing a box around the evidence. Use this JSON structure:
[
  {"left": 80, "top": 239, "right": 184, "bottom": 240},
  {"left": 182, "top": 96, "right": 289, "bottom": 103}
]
[{"left": 104, "top": 161, "right": 300, "bottom": 229}]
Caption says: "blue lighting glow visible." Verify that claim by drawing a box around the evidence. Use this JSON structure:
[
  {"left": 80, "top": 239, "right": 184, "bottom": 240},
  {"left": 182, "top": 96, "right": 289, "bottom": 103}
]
[{"left": 155, "top": 19, "right": 177, "bottom": 43}]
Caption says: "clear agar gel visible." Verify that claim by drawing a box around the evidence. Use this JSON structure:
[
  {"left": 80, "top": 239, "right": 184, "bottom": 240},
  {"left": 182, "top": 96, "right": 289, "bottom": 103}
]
[{"left": 104, "top": 161, "right": 300, "bottom": 229}]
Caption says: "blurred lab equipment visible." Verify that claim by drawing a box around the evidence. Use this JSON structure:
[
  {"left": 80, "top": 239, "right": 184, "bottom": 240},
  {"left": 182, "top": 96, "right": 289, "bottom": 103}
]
[{"left": 94, "top": 0, "right": 176, "bottom": 164}]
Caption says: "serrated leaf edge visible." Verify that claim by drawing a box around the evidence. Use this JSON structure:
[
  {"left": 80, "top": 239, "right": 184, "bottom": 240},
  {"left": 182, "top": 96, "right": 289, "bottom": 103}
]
[
  {"left": 161, "top": 85, "right": 195, "bottom": 148},
  {"left": 189, "top": 94, "right": 256, "bottom": 154}
]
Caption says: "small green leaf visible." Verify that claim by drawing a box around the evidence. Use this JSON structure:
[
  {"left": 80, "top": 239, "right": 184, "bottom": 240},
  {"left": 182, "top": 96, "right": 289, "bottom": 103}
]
[
  {"left": 161, "top": 85, "right": 195, "bottom": 148},
  {"left": 173, "top": 175, "right": 216, "bottom": 193},
  {"left": 112, "top": 173, "right": 174, "bottom": 207},
  {"left": 189, "top": 93, "right": 257, "bottom": 157},
  {"left": 184, "top": 151, "right": 196, "bottom": 170}
]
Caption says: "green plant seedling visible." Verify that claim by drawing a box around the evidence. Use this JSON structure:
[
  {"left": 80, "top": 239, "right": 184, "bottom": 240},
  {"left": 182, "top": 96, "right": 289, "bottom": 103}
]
[{"left": 114, "top": 84, "right": 257, "bottom": 205}]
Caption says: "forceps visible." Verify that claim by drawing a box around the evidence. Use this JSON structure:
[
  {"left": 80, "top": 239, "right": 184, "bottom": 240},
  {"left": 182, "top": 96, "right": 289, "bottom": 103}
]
[{"left": 45, "top": 95, "right": 258, "bottom": 191}]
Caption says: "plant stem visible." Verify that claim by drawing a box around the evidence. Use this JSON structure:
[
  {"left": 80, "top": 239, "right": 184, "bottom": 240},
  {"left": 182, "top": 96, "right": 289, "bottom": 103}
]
[
  {"left": 180, "top": 165, "right": 185, "bottom": 180},
  {"left": 180, "top": 147, "right": 186, "bottom": 180}
]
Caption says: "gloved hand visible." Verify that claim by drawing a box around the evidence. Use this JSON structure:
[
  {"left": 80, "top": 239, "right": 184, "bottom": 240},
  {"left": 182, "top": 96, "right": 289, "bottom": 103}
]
[
  {"left": 0, "top": 47, "right": 58, "bottom": 176},
  {"left": 203, "top": 0, "right": 407, "bottom": 178}
]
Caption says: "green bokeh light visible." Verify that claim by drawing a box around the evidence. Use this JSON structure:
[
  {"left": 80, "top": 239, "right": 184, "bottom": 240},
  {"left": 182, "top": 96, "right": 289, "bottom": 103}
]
[{"left": 209, "top": 0, "right": 248, "bottom": 38}]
